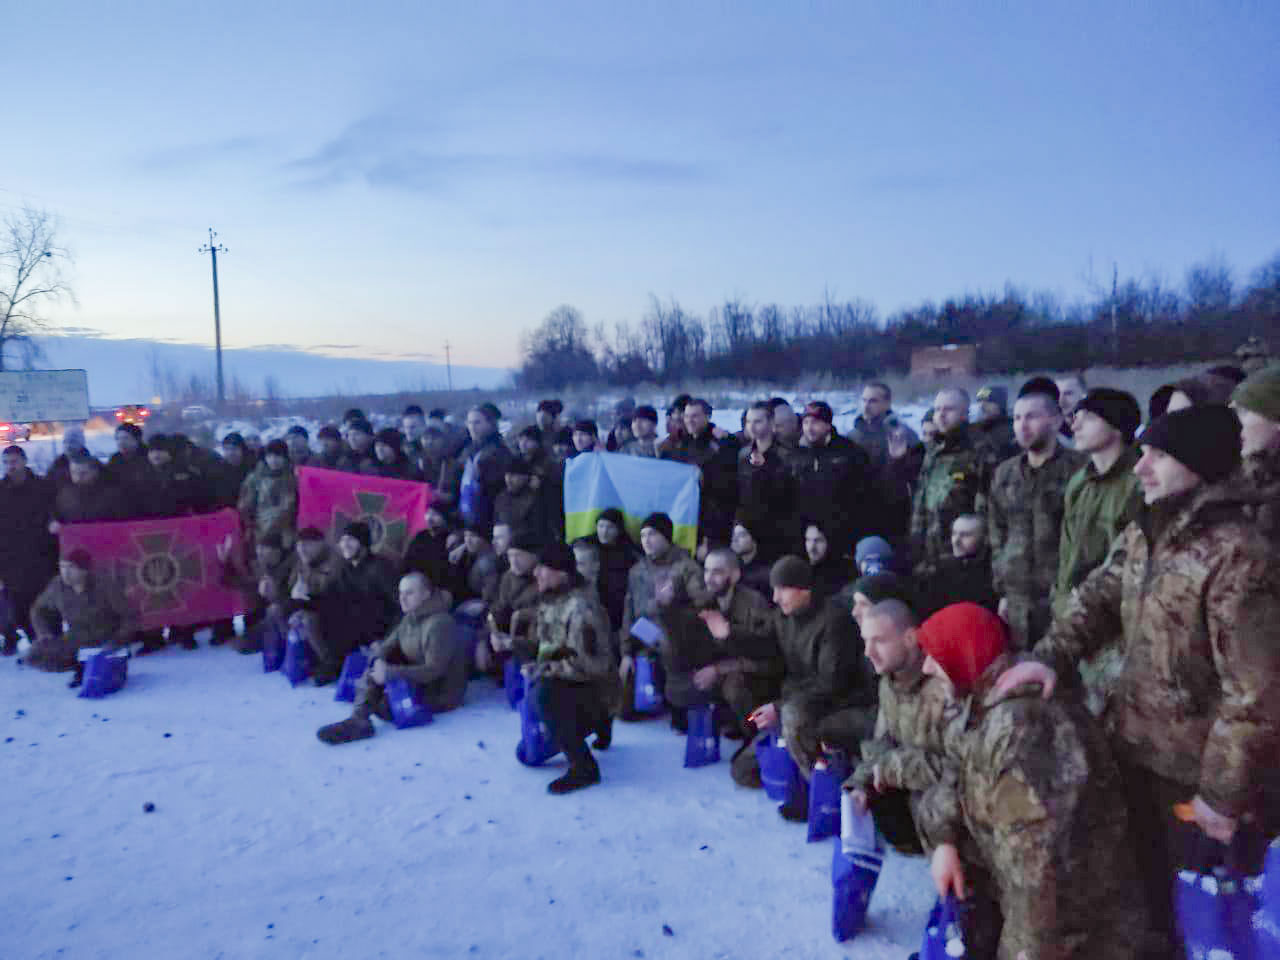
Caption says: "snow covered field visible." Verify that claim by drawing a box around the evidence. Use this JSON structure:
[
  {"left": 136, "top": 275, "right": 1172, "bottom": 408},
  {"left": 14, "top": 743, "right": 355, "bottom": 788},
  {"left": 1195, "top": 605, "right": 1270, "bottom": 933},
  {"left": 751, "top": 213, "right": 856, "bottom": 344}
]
[{"left": 1, "top": 646, "right": 934, "bottom": 960}]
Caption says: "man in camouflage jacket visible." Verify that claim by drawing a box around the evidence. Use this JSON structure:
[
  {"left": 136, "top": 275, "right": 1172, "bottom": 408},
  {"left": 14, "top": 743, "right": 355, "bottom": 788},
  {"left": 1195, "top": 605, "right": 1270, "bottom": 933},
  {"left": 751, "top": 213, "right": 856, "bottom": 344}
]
[
  {"left": 910, "top": 389, "right": 987, "bottom": 577},
  {"left": 916, "top": 603, "right": 1146, "bottom": 960},
  {"left": 999, "top": 405, "right": 1280, "bottom": 957},
  {"left": 985, "top": 381, "right": 1086, "bottom": 648},
  {"left": 237, "top": 441, "right": 298, "bottom": 550}
]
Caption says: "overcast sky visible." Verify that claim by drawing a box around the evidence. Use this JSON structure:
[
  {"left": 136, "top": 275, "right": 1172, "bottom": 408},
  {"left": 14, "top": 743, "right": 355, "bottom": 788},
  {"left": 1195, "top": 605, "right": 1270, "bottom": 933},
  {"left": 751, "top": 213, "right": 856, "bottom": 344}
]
[{"left": 6, "top": 1, "right": 1277, "bottom": 371}]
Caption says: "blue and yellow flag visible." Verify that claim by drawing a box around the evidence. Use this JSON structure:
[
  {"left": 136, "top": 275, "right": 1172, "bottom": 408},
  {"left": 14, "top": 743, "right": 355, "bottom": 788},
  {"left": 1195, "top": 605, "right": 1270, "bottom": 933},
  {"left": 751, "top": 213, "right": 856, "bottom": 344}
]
[{"left": 563, "top": 452, "right": 700, "bottom": 552}]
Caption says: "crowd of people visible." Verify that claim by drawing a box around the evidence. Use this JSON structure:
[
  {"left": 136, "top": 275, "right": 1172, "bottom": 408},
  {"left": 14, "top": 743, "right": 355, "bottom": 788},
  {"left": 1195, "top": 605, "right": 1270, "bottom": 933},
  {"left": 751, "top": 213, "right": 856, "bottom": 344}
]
[{"left": 2, "top": 352, "right": 1279, "bottom": 958}]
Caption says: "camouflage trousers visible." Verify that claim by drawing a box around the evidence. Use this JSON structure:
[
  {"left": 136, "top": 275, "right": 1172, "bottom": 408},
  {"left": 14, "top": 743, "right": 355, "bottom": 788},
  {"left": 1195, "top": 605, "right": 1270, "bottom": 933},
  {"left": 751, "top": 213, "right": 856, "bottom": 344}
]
[{"left": 1001, "top": 592, "right": 1053, "bottom": 652}]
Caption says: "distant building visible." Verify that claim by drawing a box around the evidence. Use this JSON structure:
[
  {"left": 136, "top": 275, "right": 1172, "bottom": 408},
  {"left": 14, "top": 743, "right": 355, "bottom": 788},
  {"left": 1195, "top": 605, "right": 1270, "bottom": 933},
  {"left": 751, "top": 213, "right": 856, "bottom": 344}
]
[{"left": 910, "top": 343, "right": 978, "bottom": 378}]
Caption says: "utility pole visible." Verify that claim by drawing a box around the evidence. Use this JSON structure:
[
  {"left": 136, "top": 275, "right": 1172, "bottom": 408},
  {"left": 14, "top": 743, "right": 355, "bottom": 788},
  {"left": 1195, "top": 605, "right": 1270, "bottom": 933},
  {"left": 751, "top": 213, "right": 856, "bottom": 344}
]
[
  {"left": 444, "top": 340, "right": 453, "bottom": 392},
  {"left": 198, "top": 228, "right": 228, "bottom": 412}
]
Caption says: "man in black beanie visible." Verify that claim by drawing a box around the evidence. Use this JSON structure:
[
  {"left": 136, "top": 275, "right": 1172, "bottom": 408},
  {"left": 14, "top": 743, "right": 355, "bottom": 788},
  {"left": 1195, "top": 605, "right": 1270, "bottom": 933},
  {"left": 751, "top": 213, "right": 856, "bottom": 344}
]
[
  {"left": 999, "top": 403, "right": 1280, "bottom": 958},
  {"left": 512, "top": 541, "right": 614, "bottom": 794},
  {"left": 702, "top": 554, "right": 876, "bottom": 819}
]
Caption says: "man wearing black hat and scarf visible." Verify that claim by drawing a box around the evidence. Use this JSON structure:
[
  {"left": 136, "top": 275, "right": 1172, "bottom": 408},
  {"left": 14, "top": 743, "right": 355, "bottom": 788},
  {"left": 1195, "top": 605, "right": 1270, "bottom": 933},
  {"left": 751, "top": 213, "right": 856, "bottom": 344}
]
[
  {"left": 303, "top": 520, "right": 401, "bottom": 685},
  {"left": 513, "top": 541, "right": 615, "bottom": 794},
  {"left": 999, "top": 404, "right": 1280, "bottom": 958}
]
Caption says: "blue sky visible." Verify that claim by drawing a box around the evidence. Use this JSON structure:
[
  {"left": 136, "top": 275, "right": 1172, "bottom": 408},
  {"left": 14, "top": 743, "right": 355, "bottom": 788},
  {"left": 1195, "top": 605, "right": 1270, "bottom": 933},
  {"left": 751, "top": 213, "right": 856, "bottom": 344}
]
[{"left": 5, "top": 1, "right": 1277, "bottom": 381}]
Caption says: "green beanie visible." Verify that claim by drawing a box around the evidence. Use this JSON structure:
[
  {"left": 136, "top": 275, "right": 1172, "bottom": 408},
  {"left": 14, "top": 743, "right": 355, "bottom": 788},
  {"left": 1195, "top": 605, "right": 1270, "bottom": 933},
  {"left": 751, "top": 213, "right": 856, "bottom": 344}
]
[{"left": 1231, "top": 364, "right": 1280, "bottom": 423}]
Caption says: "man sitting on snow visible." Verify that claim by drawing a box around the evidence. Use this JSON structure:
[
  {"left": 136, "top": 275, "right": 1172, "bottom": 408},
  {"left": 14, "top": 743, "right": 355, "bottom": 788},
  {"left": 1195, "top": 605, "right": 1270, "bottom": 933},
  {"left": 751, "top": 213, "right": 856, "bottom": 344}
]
[{"left": 317, "top": 572, "right": 464, "bottom": 744}]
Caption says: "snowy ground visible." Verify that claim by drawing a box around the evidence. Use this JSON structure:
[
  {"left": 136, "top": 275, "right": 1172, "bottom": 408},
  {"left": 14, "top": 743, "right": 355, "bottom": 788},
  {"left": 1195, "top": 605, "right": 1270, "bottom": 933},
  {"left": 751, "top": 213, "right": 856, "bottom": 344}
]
[{"left": 1, "top": 645, "right": 934, "bottom": 960}]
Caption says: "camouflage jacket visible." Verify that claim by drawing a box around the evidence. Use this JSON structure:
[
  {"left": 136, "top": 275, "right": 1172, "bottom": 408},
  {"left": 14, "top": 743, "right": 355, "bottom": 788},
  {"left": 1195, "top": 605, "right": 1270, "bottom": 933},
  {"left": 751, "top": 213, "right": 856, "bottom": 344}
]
[
  {"left": 986, "top": 443, "right": 1087, "bottom": 601},
  {"left": 621, "top": 436, "right": 659, "bottom": 458},
  {"left": 910, "top": 428, "right": 987, "bottom": 575},
  {"left": 1241, "top": 445, "right": 1280, "bottom": 545},
  {"left": 969, "top": 416, "right": 1018, "bottom": 469},
  {"left": 915, "top": 654, "right": 1145, "bottom": 960},
  {"left": 221, "top": 548, "right": 296, "bottom": 609},
  {"left": 1034, "top": 481, "right": 1280, "bottom": 819},
  {"left": 237, "top": 462, "right": 298, "bottom": 546},
  {"left": 848, "top": 656, "right": 950, "bottom": 796},
  {"left": 620, "top": 544, "right": 711, "bottom": 656},
  {"left": 489, "top": 568, "right": 540, "bottom": 634},
  {"left": 525, "top": 582, "right": 614, "bottom": 687},
  {"left": 31, "top": 573, "right": 139, "bottom": 651},
  {"left": 1052, "top": 446, "right": 1142, "bottom": 619},
  {"left": 375, "top": 590, "right": 467, "bottom": 710},
  {"left": 289, "top": 545, "right": 343, "bottom": 602}
]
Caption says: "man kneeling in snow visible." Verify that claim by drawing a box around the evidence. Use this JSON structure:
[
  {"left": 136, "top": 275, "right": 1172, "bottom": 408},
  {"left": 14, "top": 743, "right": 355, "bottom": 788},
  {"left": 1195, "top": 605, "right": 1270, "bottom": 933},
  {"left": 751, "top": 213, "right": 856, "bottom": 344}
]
[
  {"left": 25, "top": 549, "right": 138, "bottom": 687},
  {"left": 316, "top": 572, "right": 465, "bottom": 744}
]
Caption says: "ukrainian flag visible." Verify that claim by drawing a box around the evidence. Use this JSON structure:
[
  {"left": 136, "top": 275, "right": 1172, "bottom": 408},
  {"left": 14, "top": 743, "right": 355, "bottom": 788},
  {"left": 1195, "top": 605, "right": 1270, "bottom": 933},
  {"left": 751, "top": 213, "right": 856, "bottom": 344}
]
[{"left": 563, "top": 452, "right": 701, "bottom": 553}]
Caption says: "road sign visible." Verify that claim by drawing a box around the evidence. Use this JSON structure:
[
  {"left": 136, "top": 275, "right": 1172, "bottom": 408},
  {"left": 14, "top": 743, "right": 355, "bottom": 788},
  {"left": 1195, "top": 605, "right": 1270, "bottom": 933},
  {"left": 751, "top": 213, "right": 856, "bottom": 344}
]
[{"left": 0, "top": 369, "right": 90, "bottom": 422}]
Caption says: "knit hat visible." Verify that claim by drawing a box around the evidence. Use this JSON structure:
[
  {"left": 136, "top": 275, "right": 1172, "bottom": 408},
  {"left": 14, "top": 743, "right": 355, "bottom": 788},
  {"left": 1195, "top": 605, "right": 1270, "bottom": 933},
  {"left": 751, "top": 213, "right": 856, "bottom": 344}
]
[
  {"left": 347, "top": 418, "right": 373, "bottom": 437},
  {"left": 342, "top": 408, "right": 366, "bottom": 424},
  {"left": 1139, "top": 406, "right": 1242, "bottom": 484},
  {"left": 504, "top": 456, "right": 532, "bottom": 476},
  {"left": 341, "top": 521, "right": 372, "bottom": 550},
  {"left": 509, "top": 529, "right": 545, "bottom": 554},
  {"left": 769, "top": 555, "right": 813, "bottom": 590},
  {"left": 1167, "top": 373, "right": 1236, "bottom": 409},
  {"left": 538, "top": 540, "right": 577, "bottom": 575},
  {"left": 265, "top": 439, "right": 289, "bottom": 459},
  {"left": 221, "top": 431, "right": 245, "bottom": 448},
  {"left": 297, "top": 526, "right": 326, "bottom": 542},
  {"left": 537, "top": 398, "right": 563, "bottom": 416},
  {"left": 116, "top": 422, "right": 143, "bottom": 440},
  {"left": 1075, "top": 388, "right": 1143, "bottom": 444},
  {"left": 854, "top": 536, "right": 895, "bottom": 575},
  {"left": 916, "top": 602, "right": 1009, "bottom": 693},
  {"left": 633, "top": 404, "right": 658, "bottom": 423},
  {"left": 640, "top": 512, "right": 673, "bottom": 543},
  {"left": 318, "top": 425, "right": 341, "bottom": 442},
  {"left": 147, "top": 433, "right": 178, "bottom": 456},
  {"left": 598, "top": 507, "right": 626, "bottom": 529},
  {"left": 572, "top": 419, "right": 598, "bottom": 437},
  {"left": 285, "top": 425, "right": 309, "bottom": 439},
  {"left": 851, "top": 571, "right": 914, "bottom": 608},
  {"left": 1017, "top": 377, "right": 1059, "bottom": 405},
  {"left": 374, "top": 427, "right": 403, "bottom": 450},
  {"left": 479, "top": 402, "right": 502, "bottom": 423},
  {"left": 802, "top": 401, "right": 833, "bottom": 424},
  {"left": 1231, "top": 364, "right": 1280, "bottom": 423},
  {"left": 975, "top": 385, "right": 1008, "bottom": 412},
  {"left": 65, "top": 548, "right": 93, "bottom": 571}
]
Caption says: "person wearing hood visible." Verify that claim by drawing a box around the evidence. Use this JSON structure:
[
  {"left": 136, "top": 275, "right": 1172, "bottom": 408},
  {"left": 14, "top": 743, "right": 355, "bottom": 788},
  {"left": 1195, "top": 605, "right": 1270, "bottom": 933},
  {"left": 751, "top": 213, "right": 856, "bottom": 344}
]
[
  {"left": 789, "top": 400, "right": 875, "bottom": 558},
  {"left": 316, "top": 571, "right": 462, "bottom": 745},
  {"left": 0, "top": 445, "right": 58, "bottom": 654},
  {"left": 1231, "top": 363, "right": 1280, "bottom": 542},
  {"left": 508, "top": 542, "right": 615, "bottom": 794},
  {"left": 237, "top": 439, "right": 298, "bottom": 551},
  {"left": 997, "top": 405, "right": 1280, "bottom": 957},
  {"left": 914, "top": 603, "right": 1146, "bottom": 960},
  {"left": 46, "top": 426, "right": 90, "bottom": 491},
  {"left": 584, "top": 507, "right": 640, "bottom": 633},
  {"left": 802, "top": 521, "right": 851, "bottom": 602}
]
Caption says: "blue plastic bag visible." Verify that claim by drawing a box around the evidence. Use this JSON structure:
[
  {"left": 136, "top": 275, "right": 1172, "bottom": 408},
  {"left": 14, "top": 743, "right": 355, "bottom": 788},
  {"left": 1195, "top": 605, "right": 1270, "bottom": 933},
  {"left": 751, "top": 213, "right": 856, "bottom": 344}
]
[
  {"left": 333, "top": 650, "right": 369, "bottom": 703},
  {"left": 260, "top": 618, "right": 286, "bottom": 673},
  {"left": 78, "top": 648, "right": 128, "bottom": 699},
  {"left": 281, "top": 614, "right": 313, "bottom": 686},
  {"left": 683, "top": 704, "right": 721, "bottom": 768},
  {"left": 807, "top": 759, "right": 848, "bottom": 843},
  {"left": 831, "top": 792, "right": 884, "bottom": 942},
  {"left": 503, "top": 656, "right": 524, "bottom": 710},
  {"left": 633, "top": 653, "right": 663, "bottom": 714},
  {"left": 756, "top": 733, "right": 801, "bottom": 804},
  {"left": 516, "top": 675, "right": 558, "bottom": 766},
  {"left": 385, "top": 675, "right": 433, "bottom": 729},
  {"left": 1175, "top": 863, "right": 1260, "bottom": 960},
  {"left": 919, "top": 896, "right": 969, "bottom": 959},
  {"left": 1257, "top": 839, "right": 1280, "bottom": 949}
]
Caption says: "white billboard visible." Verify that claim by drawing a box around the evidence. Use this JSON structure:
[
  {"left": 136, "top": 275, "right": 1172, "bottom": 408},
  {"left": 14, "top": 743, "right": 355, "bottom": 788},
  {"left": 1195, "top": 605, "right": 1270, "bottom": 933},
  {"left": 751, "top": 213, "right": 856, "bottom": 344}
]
[{"left": 0, "top": 369, "right": 90, "bottom": 422}]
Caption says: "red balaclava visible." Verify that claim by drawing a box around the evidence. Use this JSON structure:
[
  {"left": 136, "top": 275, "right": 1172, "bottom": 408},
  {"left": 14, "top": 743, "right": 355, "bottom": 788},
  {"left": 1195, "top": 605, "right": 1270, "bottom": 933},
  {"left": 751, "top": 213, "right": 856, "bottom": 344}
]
[{"left": 917, "top": 603, "right": 1009, "bottom": 693}]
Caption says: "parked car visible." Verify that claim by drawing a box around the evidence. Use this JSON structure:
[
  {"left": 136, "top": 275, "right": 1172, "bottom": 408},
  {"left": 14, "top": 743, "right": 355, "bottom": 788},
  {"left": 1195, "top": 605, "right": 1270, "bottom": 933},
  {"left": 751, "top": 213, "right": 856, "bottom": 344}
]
[
  {"left": 115, "top": 404, "right": 151, "bottom": 426},
  {"left": 181, "top": 404, "right": 216, "bottom": 421},
  {"left": 0, "top": 422, "right": 32, "bottom": 442}
]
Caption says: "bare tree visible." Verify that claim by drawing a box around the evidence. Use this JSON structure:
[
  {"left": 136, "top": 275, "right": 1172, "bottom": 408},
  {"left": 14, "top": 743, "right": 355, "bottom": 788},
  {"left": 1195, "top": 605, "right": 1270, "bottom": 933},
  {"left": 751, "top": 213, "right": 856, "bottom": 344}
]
[{"left": 0, "top": 208, "right": 73, "bottom": 371}]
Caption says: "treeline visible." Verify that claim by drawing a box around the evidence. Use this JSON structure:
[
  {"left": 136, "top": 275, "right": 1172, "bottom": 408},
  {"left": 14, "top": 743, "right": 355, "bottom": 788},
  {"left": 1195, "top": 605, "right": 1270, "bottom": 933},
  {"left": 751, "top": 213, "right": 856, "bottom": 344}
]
[{"left": 516, "top": 252, "right": 1280, "bottom": 388}]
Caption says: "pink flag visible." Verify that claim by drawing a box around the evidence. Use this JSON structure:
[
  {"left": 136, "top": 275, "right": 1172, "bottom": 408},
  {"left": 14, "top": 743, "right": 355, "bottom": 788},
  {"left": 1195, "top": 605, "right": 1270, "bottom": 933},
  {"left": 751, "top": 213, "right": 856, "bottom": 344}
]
[
  {"left": 295, "top": 467, "right": 432, "bottom": 559},
  {"left": 58, "top": 509, "right": 246, "bottom": 631}
]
